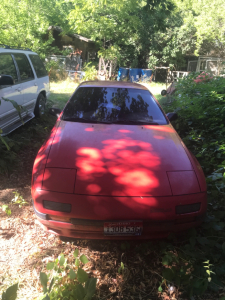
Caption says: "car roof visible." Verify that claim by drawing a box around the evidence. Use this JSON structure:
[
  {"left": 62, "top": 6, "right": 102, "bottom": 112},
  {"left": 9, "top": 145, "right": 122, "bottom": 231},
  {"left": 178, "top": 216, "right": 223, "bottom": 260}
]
[
  {"left": 79, "top": 80, "right": 149, "bottom": 90},
  {"left": 0, "top": 48, "right": 37, "bottom": 55}
]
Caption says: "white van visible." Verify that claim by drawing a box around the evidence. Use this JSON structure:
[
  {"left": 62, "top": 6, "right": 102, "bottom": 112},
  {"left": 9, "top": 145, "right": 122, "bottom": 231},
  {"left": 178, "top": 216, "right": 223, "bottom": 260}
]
[{"left": 0, "top": 45, "right": 50, "bottom": 135}]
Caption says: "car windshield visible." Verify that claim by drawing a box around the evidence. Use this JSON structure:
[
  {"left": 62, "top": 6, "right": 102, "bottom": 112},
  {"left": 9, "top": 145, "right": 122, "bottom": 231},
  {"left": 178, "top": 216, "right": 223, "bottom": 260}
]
[{"left": 62, "top": 87, "right": 168, "bottom": 125}]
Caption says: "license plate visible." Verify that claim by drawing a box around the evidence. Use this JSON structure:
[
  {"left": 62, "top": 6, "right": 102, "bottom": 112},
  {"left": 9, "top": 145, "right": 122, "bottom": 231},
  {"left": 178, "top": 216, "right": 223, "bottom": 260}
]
[{"left": 104, "top": 221, "right": 143, "bottom": 236}]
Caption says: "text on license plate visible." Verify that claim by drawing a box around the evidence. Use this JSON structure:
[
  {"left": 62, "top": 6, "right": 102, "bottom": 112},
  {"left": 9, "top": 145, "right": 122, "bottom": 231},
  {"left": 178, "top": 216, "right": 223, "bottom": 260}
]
[{"left": 104, "top": 221, "right": 143, "bottom": 236}]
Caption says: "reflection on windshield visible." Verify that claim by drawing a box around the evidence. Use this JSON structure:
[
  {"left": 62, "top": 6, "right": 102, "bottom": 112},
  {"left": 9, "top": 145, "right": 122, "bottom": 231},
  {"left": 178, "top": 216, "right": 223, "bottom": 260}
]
[{"left": 62, "top": 87, "right": 167, "bottom": 125}]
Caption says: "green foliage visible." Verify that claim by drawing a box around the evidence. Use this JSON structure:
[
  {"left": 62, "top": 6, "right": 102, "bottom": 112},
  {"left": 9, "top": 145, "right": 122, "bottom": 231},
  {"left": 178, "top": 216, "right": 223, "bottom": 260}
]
[
  {"left": 118, "top": 262, "right": 125, "bottom": 274},
  {"left": 0, "top": 0, "right": 73, "bottom": 59},
  {"left": 174, "top": 0, "right": 225, "bottom": 56},
  {"left": 81, "top": 63, "right": 98, "bottom": 81},
  {"left": 157, "top": 75, "right": 225, "bottom": 297},
  {"left": 45, "top": 60, "right": 68, "bottom": 81},
  {"left": 2, "top": 283, "right": 18, "bottom": 300},
  {"left": 1, "top": 250, "right": 96, "bottom": 300},
  {"left": 11, "top": 191, "right": 28, "bottom": 208},
  {"left": 0, "top": 0, "right": 224, "bottom": 69},
  {"left": 170, "top": 75, "right": 225, "bottom": 202},
  {"left": 98, "top": 46, "right": 121, "bottom": 61},
  {"left": 1, "top": 204, "right": 11, "bottom": 216},
  {"left": 38, "top": 250, "right": 96, "bottom": 300},
  {"left": 68, "top": 0, "right": 175, "bottom": 68}
]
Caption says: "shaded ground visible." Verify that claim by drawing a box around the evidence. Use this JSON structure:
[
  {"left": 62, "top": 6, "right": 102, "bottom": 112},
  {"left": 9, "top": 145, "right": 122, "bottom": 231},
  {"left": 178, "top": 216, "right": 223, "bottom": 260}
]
[{"left": 0, "top": 80, "right": 219, "bottom": 300}]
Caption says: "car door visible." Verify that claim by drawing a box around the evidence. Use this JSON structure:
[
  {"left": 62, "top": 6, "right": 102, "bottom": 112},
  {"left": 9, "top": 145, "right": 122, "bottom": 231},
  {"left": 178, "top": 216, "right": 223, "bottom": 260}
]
[
  {"left": 0, "top": 53, "right": 23, "bottom": 130},
  {"left": 13, "top": 53, "right": 38, "bottom": 116}
]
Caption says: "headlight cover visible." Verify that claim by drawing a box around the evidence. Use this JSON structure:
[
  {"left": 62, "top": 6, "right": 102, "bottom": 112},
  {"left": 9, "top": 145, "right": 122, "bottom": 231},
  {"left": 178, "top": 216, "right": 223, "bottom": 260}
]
[{"left": 167, "top": 171, "right": 200, "bottom": 195}]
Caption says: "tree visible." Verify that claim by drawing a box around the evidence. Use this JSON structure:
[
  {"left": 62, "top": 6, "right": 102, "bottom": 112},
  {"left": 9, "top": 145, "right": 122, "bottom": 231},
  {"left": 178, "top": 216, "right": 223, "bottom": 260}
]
[
  {"left": 174, "top": 0, "right": 225, "bottom": 56},
  {"left": 68, "top": 0, "right": 175, "bottom": 68},
  {"left": 0, "top": 0, "right": 73, "bottom": 58}
]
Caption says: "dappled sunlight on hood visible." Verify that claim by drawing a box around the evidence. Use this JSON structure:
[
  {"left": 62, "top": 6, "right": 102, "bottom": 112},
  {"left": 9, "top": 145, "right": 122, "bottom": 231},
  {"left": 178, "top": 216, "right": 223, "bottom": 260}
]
[
  {"left": 144, "top": 125, "right": 174, "bottom": 132},
  {"left": 75, "top": 138, "right": 163, "bottom": 196},
  {"left": 43, "top": 122, "right": 193, "bottom": 197}
]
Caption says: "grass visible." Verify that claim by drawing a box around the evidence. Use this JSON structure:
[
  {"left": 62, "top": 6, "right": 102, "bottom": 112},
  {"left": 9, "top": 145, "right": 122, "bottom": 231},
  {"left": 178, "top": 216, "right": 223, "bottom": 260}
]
[{"left": 48, "top": 79, "right": 78, "bottom": 109}]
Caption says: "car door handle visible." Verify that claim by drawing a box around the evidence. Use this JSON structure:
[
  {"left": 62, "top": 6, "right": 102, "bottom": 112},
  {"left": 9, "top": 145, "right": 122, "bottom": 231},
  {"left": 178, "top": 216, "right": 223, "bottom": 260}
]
[
  {"left": 15, "top": 88, "right": 21, "bottom": 92},
  {"left": 34, "top": 83, "right": 37, "bottom": 86}
]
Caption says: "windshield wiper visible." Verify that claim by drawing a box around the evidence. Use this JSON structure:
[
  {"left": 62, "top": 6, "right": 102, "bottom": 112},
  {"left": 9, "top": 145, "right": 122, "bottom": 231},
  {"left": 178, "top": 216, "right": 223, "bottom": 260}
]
[
  {"left": 62, "top": 117, "right": 112, "bottom": 124},
  {"left": 111, "top": 119, "right": 159, "bottom": 125}
]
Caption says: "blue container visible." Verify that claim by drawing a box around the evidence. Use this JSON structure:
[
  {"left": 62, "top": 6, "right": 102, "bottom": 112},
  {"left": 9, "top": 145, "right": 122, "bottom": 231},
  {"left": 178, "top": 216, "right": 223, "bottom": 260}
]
[
  {"left": 117, "top": 67, "right": 129, "bottom": 81},
  {"left": 129, "top": 68, "right": 142, "bottom": 82},
  {"left": 141, "top": 69, "right": 153, "bottom": 82}
]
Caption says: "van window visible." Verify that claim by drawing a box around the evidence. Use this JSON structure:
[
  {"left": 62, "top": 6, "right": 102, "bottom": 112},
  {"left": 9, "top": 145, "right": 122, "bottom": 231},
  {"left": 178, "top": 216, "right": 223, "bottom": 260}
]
[
  {"left": 29, "top": 54, "right": 48, "bottom": 78},
  {"left": 13, "top": 53, "right": 34, "bottom": 82},
  {"left": 0, "top": 54, "right": 18, "bottom": 83}
]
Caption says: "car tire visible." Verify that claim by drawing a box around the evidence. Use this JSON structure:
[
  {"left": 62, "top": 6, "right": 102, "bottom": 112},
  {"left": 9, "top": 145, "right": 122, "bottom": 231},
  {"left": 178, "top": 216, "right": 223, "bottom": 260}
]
[{"left": 34, "top": 93, "right": 46, "bottom": 117}]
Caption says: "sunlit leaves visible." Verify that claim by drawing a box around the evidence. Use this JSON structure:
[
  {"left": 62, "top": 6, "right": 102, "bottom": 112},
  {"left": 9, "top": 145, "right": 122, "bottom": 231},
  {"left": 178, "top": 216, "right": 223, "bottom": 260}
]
[
  {"left": 1, "top": 205, "right": 11, "bottom": 216},
  {"left": 46, "top": 262, "right": 54, "bottom": 270},
  {"left": 0, "top": 0, "right": 73, "bottom": 57},
  {"left": 37, "top": 250, "right": 95, "bottom": 299},
  {"left": 68, "top": 0, "right": 175, "bottom": 66},
  {"left": 174, "top": 0, "right": 225, "bottom": 55}
]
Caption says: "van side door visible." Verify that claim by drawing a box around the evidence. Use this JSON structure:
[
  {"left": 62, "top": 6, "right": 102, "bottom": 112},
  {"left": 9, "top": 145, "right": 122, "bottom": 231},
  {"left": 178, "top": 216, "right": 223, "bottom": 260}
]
[
  {"left": 13, "top": 53, "right": 38, "bottom": 116},
  {"left": 0, "top": 53, "right": 23, "bottom": 131},
  {"left": 28, "top": 54, "right": 49, "bottom": 97}
]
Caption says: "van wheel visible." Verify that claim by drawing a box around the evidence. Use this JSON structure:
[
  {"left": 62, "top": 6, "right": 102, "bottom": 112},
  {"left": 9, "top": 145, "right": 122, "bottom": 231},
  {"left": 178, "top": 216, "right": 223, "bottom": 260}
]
[{"left": 34, "top": 93, "right": 46, "bottom": 117}]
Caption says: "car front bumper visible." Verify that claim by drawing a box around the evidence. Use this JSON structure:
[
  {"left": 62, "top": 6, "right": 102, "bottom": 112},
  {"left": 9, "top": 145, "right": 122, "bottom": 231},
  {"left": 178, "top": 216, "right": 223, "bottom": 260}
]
[{"left": 33, "top": 198, "right": 206, "bottom": 240}]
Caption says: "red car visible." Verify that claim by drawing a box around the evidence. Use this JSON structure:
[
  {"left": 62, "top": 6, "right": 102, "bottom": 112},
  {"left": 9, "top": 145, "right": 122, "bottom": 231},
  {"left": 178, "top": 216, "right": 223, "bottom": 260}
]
[{"left": 32, "top": 81, "right": 207, "bottom": 239}]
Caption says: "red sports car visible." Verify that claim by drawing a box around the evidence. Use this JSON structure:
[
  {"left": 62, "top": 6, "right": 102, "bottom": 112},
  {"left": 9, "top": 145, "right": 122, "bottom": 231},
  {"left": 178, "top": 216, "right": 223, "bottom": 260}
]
[{"left": 32, "top": 81, "right": 207, "bottom": 239}]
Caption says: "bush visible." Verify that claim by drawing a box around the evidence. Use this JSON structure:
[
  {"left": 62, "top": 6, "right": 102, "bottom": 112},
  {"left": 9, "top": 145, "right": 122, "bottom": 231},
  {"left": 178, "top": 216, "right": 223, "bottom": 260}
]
[
  {"left": 81, "top": 63, "right": 98, "bottom": 81},
  {"left": 169, "top": 75, "right": 225, "bottom": 185},
  {"left": 45, "top": 60, "right": 68, "bottom": 81},
  {"left": 170, "top": 76, "right": 225, "bottom": 166},
  {"left": 1, "top": 250, "right": 97, "bottom": 300},
  {"left": 156, "top": 75, "right": 225, "bottom": 298}
]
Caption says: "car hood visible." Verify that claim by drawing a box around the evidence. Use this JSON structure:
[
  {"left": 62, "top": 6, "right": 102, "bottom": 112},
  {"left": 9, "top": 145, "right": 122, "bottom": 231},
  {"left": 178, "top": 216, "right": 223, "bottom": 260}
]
[{"left": 44, "top": 121, "right": 194, "bottom": 196}]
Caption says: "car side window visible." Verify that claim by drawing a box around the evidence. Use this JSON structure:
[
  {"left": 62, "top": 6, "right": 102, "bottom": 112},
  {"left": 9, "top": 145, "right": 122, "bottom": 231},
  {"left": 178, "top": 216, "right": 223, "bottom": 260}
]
[
  {"left": 29, "top": 54, "right": 48, "bottom": 78},
  {"left": 0, "top": 53, "right": 18, "bottom": 84},
  {"left": 13, "top": 53, "right": 34, "bottom": 82}
]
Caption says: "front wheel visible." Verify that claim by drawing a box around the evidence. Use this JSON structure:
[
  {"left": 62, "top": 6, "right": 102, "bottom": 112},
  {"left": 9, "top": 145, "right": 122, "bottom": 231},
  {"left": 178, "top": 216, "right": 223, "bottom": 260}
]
[{"left": 34, "top": 93, "right": 46, "bottom": 117}]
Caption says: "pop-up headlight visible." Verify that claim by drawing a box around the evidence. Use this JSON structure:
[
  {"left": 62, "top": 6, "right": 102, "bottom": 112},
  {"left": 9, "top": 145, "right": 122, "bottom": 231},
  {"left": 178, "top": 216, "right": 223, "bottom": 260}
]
[{"left": 167, "top": 171, "right": 200, "bottom": 195}]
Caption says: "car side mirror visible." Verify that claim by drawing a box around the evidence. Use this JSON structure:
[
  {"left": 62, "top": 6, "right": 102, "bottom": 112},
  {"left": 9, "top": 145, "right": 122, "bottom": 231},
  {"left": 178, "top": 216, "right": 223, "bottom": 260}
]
[
  {"left": 161, "top": 89, "right": 167, "bottom": 96},
  {"left": 166, "top": 112, "right": 178, "bottom": 122},
  {"left": 0, "top": 75, "right": 14, "bottom": 86},
  {"left": 49, "top": 107, "right": 62, "bottom": 117}
]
